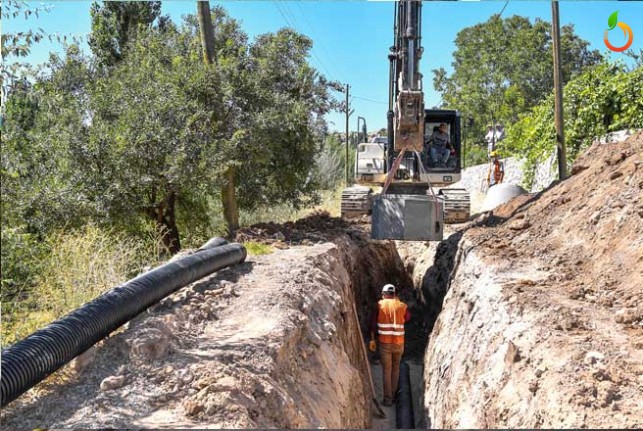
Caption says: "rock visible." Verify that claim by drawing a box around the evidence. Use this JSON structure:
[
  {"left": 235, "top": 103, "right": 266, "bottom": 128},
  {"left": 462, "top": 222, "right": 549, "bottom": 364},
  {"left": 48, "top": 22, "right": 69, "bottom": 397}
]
[
  {"left": 571, "top": 163, "right": 589, "bottom": 175},
  {"left": 508, "top": 219, "right": 531, "bottom": 231},
  {"left": 584, "top": 351, "right": 605, "bottom": 365},
  {"left": 69, "top": 346, "right": 96, "bottom": 374},
  {"left": 597, "top": 381, "right": 618, "bottom": 407},
  {"left": 609, "top": 171, "right": 623, "bottom": 180},
  {"left": 273, "top": 241, "right": 289, "bottom": 250},
  {"left": 589, "top": 211, "right": 601, "bottom": 224},
  {"left": 321, "top": 321, "right": 336, "bottom": 340},
  {"left": 504, "top": 341, "right": 521, "bottom": 364},
  {"left": 179, "top": 369, "right": 194, "bottom": 384},
  {"left": 273, "top": 232, "right": 286, "bottom": 241},
  {"left": 183, "top": 399, "right": 204, "bottom": 416},
  {"left": 213, "top": 376, "right": 239, "bottom": 392},
  {"left": 100, "top": 375, "right": 126, "bottom": 391},
  {"left": 130, "top": 328, "right": 171, "bottom": 362},
  {"left": 307, "top": 331, "right": 323, "bottom": 347}
]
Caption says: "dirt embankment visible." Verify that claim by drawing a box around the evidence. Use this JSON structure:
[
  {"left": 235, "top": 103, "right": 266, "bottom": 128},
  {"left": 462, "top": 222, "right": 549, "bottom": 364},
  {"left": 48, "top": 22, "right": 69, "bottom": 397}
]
[
  {"left": 1, "top": 220, "right": 409, "bottom": 429},
  {"left": 423, "top": 133, "right": 643, "bottom": 428}
]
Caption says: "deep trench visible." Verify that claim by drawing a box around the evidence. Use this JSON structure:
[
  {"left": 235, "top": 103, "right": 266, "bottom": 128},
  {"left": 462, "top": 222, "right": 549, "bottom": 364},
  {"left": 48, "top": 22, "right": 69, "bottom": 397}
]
[
  {"left": 349, "top": 230, "right": 464, "bottom": 429},
  {"left": 0, "top": 228, "right": 465, "bottom": 429}
]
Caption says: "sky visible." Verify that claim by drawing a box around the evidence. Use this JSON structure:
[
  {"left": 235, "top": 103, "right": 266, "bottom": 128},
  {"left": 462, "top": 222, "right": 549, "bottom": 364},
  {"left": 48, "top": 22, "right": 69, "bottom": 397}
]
[{"left": 4, "top": 1, "right": 642, "bottom": 132}]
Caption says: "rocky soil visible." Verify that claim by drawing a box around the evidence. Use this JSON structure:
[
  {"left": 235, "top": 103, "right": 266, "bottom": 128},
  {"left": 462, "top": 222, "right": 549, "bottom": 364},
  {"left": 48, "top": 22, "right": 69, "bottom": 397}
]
[
  {"left": 423, "top": 132, "right": 643, "bottom": 428},
  {"left": 1, "top": 224, "right": 411, "bottom": 429},
  {"left": 3, "top": 134, "right": 640, "bottom": 429}
]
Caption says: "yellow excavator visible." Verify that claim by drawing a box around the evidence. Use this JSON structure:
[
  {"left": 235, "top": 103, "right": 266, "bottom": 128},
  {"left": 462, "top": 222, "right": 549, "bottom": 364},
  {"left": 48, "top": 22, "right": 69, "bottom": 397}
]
[{"left": 341, "top": 0, "right": 469, "bottom": 241}]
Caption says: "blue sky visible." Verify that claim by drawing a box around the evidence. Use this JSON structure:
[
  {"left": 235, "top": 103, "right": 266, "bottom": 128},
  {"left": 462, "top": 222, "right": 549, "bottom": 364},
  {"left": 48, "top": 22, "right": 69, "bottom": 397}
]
[{"left": 5, "top": 1, "right": 642, "bottom": 132}]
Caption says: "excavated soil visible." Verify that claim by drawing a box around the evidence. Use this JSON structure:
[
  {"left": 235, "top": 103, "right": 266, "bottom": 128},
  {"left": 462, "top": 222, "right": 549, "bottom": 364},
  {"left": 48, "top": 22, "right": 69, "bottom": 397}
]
[
  {"left": 4, "top": 134, "right": 640, "bottom": 429},
  {"left": 1, "top": 222, "right": 412, "bottom": 429},
  {"left": 424, "top": 132, "right": 643, "bottom": 428}
]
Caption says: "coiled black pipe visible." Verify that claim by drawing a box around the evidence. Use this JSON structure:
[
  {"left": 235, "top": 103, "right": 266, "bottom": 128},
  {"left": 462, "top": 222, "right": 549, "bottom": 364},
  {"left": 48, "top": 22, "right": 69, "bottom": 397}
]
[
  {"left": 396, "top": 361, "right": 415, "bottom": 429},
  {"left": 1, "top": 242, "right": 246, "bottom": 407}
]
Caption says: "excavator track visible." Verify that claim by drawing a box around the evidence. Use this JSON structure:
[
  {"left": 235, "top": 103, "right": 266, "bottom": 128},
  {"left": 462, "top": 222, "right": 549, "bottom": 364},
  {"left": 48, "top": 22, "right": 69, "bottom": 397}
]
[
  {"left": 438, "top": 188, "right": 470, "bottom": 224},
  {"left": 341, "top": 186, "right": 374, "bottom": 218}
]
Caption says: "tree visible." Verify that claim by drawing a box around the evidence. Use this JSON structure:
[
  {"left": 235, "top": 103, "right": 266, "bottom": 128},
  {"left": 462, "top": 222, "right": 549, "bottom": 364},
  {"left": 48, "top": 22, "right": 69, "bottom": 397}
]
[
  {"left": 89, "top": 1, "right": 162, "bottom": 67},
  {"left": 235, "top": 28, "right": 335, "bottom": 210},
  {"left": 503, "top": 61, "right": 643, "bottom": 186},
  {"left": 433, "top": 15, "right": 602, "bottom": 141},
  {"left": 195, "top": 1, "right": 239, "bottom": 233}
]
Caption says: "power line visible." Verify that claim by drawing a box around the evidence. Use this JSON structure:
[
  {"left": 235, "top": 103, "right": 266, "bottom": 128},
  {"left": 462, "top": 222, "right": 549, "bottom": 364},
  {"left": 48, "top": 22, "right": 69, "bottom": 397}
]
[
  {"left": 499, "top": 0, "right": 510, "bottom": 17},
  {"left": 352, "top": 95, "right": 387, "bottom": 105},
  {"left": 294, "top": 1, "right": 348, "bottom": 84},
  {"left": 272, "top": 1, "right": 339, "bottom": 83}
]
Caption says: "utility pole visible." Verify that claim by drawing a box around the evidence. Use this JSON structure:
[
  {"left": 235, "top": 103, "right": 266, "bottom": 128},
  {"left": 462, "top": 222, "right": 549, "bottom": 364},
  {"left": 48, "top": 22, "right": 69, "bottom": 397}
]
[
  {"left": 197, "top": 1, "right": 239, "bottom": 233},
  {"left": 345, "top": 83, "right": 352, "bottom": 183},
  {"left": 197, "top": 1, "right": 216, "bottom": 65},
  {"left": 551, "top": 0, "right": 567, "bottom": 180}
]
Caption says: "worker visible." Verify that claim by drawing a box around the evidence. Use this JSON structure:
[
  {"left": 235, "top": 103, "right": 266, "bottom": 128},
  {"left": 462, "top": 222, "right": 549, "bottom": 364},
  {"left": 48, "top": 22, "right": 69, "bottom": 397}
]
[
  {"left": 487, "top": 151, "right": 505, "bottom": 187},
  {"left": 369, "top": 284, "right": 410, "bottom": 406},
  {"left": 428, "top": 123, "right": 454, "bottom": 167}
]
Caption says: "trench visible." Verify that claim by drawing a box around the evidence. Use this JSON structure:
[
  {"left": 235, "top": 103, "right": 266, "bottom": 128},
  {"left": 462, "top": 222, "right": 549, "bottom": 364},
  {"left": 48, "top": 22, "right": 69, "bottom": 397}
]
[
  {"left": 348, "top": 228, "right": 463, "bottom": 429},
  {"left": 0, "top": 227, "right": 463, "bottom": 429}
]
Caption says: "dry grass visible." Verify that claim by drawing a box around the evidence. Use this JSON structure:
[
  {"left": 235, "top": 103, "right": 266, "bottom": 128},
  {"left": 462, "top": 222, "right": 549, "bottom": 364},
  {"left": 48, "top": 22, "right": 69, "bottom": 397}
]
[{"left": 1, "top": 225, "right": 163, "bottom": 346}]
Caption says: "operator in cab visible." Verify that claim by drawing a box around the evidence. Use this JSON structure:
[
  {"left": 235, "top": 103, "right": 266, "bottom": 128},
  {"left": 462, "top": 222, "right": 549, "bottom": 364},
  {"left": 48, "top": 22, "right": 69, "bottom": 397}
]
[{"left": 428, "top": 123, "right": 454, "bottom": 167}]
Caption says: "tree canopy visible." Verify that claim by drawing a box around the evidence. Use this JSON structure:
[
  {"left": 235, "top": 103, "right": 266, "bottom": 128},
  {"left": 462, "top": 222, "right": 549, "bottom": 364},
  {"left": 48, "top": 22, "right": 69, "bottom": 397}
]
[
  {"left": 2, "top": 5, "right": 337, "bottom": 254},
  {"left": 433, "top": 14, "right": 602, "bottom": 141}
]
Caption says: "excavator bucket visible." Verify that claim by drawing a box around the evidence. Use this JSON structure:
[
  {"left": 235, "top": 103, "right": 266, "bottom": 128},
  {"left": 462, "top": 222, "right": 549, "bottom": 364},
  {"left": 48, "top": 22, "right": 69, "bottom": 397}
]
[{"left": 371, "top": 194, "right": 444, "bottom": 241}]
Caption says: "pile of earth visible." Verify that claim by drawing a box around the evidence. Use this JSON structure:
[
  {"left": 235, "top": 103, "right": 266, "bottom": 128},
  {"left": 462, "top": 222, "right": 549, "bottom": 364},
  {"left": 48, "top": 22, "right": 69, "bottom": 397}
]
[{"left": 423, "top": 132, "right": 643, "bottom": 428}]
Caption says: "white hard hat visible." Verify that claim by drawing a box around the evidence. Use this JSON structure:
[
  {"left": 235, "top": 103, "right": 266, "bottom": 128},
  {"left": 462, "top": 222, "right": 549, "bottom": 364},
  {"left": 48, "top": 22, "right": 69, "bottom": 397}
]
[{"left": 382, "top": 284, "right": 396, "bottom": 295}]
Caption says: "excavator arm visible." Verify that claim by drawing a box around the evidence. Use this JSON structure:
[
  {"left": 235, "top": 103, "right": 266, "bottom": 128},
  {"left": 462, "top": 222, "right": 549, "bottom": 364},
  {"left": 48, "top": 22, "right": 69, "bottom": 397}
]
[{"left": 390, "top": 0, "right": 425, "bottom": 153}]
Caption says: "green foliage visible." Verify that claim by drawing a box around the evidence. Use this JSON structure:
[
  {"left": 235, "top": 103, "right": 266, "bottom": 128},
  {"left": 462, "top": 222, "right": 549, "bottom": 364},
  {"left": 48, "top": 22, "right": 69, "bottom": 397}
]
[
  {"left": 463, "top": 142, "right": 489, "bottom": 168},
  {"left": 314, "top": 133, "right": 352, "bottom": 190},
  {"left": 502, "top": 62, "right": 643, "bottom": 187},
  {"left": 89, "top": 1, "right": 162, "bottom": 67},
  {"left": 1, "top": 224, "right": 163, "bottom": 346},
  {"left": 0, "top": 225, "right": 47, "bottom": 301},
  {"left": 243, "top": 242, "right": 274, "bottom": 256},
  {"left": 2, "top": 5, "right": 340, "bottom": 342},
  {"left": 434, "top": 14, "right": 602, "bottom": 142}
]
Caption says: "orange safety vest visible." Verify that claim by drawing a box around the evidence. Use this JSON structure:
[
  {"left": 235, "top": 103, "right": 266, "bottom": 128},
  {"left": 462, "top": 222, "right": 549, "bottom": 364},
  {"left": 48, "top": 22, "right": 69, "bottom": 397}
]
[
  {"left": 377, "top": 298, "right": 407, "bottom": 344},
  {"left": 488, "top": 160, "right": 504, "bottom": 185}
]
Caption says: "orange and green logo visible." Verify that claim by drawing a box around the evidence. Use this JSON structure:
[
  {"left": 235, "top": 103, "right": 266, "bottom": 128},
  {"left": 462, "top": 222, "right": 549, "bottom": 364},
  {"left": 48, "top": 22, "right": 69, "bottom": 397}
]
[{"left": 604, "top": 11, "right": 633, "bottom": 53}]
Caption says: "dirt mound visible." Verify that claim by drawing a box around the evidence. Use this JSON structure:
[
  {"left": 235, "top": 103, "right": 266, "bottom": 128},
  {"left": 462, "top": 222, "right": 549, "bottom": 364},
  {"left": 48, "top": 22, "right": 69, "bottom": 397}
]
[
  {"left": 235, "top": 211, "right": 364, "bottom": 247},
  {"left": 1, "top": 229, "right": 414, "bottom": 428},
  {"left": 424, "top": 132, "right": 643, "bottom": 428}
]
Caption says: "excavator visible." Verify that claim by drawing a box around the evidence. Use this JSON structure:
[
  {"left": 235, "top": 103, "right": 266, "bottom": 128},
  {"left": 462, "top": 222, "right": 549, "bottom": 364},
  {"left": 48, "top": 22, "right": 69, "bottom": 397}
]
[{"left": 341, "top": 0, "right": 469, "bottom": 241}]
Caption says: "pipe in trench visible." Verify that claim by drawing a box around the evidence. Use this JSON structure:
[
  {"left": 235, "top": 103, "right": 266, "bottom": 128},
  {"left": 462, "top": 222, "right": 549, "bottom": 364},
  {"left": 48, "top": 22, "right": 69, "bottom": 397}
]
[
  {"left": 1, "top": 239, "right": 245, "bottom": 407},
  {"left": 396, "top": 361, "right": 415, "bottom": 429}
]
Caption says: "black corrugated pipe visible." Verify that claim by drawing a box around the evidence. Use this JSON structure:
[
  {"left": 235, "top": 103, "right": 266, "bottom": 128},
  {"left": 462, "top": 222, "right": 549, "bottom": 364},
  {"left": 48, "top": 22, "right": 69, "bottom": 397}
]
[
  {"left": 1, "top": 241, "right": 246, "bottom": 407},
  {"left": 396, "top": 361, "right": 415, "bottom": 429},
  {"left": 197, "top": 236, "right": 228, "bottom": 251}
]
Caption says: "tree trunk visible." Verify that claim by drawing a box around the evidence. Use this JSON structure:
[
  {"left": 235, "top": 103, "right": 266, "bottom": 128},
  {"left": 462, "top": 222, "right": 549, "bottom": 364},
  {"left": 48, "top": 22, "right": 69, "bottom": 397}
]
[
  {"left": 222, "top": 166, "right": 239, "bottom": 235},
  {"left": 147, "top": 190, "right": 181, "bottom": 255}
]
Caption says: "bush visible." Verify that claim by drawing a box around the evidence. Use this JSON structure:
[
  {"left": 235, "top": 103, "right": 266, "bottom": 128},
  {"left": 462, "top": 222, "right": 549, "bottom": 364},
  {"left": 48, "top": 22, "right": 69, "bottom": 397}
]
[
  {"left": 1, "top": 224, "right": 163, "bottom": 346},
  {"left": 502, "top": 62, "right": 643, "bottom": 187},
  {"left": 1, "top": 225, "right": 47, "bottom": 302}
]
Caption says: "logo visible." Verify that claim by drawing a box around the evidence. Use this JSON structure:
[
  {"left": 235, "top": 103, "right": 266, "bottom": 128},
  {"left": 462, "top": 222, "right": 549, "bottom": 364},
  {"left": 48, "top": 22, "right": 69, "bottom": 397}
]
[{"left": 604, "top": 11, "right": 634, "bottom": 53}]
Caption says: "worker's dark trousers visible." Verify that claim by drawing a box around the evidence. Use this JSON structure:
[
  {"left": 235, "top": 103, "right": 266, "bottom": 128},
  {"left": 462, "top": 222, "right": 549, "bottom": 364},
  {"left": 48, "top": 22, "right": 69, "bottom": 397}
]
[{"left": 380, "top": 342, "right": 404, "bottom": 402}]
